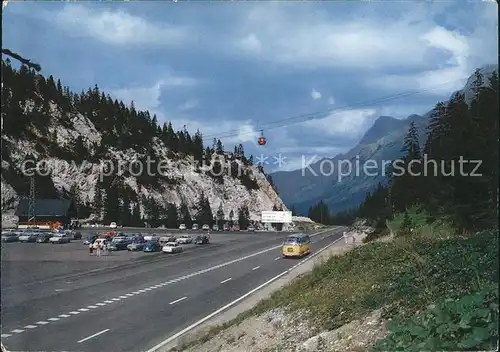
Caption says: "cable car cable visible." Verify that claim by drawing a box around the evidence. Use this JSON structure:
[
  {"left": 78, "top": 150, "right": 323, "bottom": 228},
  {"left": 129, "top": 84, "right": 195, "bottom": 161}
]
[{"left": 203, "top": 76, "right": 468, "bottom": 140}]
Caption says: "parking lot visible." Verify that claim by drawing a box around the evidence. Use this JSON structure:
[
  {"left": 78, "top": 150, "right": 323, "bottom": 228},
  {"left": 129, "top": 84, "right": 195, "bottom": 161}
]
[{"left": 1, "top": 230, "right": 211, "bottom": 288}]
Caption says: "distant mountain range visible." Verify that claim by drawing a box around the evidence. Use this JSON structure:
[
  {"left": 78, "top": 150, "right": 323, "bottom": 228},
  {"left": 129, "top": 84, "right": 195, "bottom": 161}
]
[{"left": 271, "top": 64, "right": 498, "bottom": 215}]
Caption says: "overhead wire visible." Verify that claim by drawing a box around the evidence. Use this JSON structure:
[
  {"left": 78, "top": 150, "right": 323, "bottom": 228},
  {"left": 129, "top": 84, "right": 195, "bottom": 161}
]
[{"left": 203, "top": 76, "right": 469, "bottom": 140}]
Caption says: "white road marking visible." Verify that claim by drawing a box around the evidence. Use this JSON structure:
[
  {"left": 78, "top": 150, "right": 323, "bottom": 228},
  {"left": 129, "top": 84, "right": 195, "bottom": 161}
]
[
  {"left": 169, "top": 297, "right": 187, "bottom": 305},
  {"left": 144, "top": 288, "right": 152, "bottom": 291},
  {"left": 220, "top": 278, "right": 232, "bottom": 284},
  {"left": 252, "top": 266, "right": 260, "bottom": 270},
  {"left": 47, "top": 317, "right": 60, "bottom": 321},
  {"left": 36, "top": 321, "right": 49, "bottom": 325},
  {"left": 145, "top": 232, "right": 343, "bottom": 352},
  {"left": 112, "top": 298, "right": 121, "bottom": 301},
  {"left": 24, "top": 325, "right": 37, "bottom": 329},
  {"left": 104, "top": 300, "right": 114, "bottom": 303},
  {"left": 77, "top": 329, "right": 110, "bottom": 343},
  {"left": 11, "top": 329, "right": 24, "bottom": 333},
  {"left": 1, "top": 334, "right": 11, "bottom": 338},
  {"left": 95, "top": 303, "right": 106, "bottom": 306},
  {"left": 59, "top": 314, "right": 70, "bottom": 318},
  {"left": 69, "top": 311, "right": 80, "bottom": 315},
  {"left": 78, "top": 308, "right": 89, "bottom": 312},
  {"left": 132, "top": 291, "right": 141, "bottom": 294},
  {"left": 88, "top": 305, "right": 98, "bottom": 308},
  {"left": 118, "top": 296, "right": 128, "bottom": 299},
  {"left": 126, "top": 293, "right": 135, "bottom": 296},
  {"left": 55, "top": 289, "right": 64, "bottom": 292},
  {"left": 274, "top": 257, "right": 280, "bottom": 260},
  {"left": 138, "top": 289, "right": 147, "bottom": 293}
]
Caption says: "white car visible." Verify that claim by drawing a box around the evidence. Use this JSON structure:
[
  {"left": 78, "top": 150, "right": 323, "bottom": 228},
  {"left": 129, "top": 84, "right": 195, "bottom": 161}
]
[
  {"left": 179, "top": 224, "right": 186, "bottom": 230},
  {"left": 162, "top": 242, "right": 183, "bottom": 253},
  {"left": 192, "top": 224, "right": 199, "bottom": 230},
  {"left": 18, "top": 230, "right": 38, "bottom": 243},
  {"left": 143, "top": 234, "right": 158, "bottom": 242},
  {"left": 202, "top": 224, "right": 210, "bottom": 230},
  {"left": 109, "top": 222, "right": 117, "bottom": 228},
  {"left": 177, "top": 235, "right": 193, "bottom": 244},
  {"left": 49, "top": 233, "right": 71, "bottom": 244}
]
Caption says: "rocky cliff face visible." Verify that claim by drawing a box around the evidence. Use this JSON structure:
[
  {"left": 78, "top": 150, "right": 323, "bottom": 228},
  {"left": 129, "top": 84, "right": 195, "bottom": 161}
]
[{"left": 1, "top": 60, "right": 285, "bottom": 222}]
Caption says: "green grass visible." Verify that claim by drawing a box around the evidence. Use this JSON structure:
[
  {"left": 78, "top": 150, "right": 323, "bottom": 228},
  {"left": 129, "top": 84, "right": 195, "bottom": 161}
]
[
  {"left": 389, "top": 206, "right": 429, "bottom": 232},
  {"left": 178, "top": 222, "right": 498, "bottom": 351}
]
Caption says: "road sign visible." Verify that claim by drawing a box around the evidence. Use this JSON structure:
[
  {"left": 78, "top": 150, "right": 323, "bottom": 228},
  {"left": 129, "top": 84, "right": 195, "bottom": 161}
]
[{"left": 261, "top": 211, "right": 292, "bottom": 223}]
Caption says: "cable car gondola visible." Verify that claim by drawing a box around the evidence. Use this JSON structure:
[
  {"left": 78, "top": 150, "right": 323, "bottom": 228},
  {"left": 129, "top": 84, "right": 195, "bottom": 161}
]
[{"left": 257, "top": 130, "right": 266, "bottom": 146}]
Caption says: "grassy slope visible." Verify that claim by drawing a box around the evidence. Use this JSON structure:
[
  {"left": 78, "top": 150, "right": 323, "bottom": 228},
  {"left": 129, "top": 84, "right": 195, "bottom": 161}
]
[{"left": 183, "top": 211, "right": 498, "bottom": 351}]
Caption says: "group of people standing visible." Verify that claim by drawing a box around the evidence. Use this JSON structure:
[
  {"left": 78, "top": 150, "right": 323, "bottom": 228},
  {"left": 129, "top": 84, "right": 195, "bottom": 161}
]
[{"left": 89, "top": 240, "right": 110, "bottom": 256}]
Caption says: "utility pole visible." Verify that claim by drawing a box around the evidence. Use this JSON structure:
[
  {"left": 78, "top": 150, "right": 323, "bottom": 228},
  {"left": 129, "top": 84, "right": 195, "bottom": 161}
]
[{"left": 28, "top": 174, "right": 36, "bottom": 227}]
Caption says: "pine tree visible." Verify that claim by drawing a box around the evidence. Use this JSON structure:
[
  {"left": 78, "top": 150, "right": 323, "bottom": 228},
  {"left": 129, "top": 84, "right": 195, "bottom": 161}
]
[
  {"left": 121, "top": 194, "right": 131, "bottom": 226},
  {"left": 228, "top": 209, "right": 234, "bottom": 227},
  {"left": 216, "top": 139, "right": 224, "bottom": 154},
  {"left": 93, "top": 182, "right": 103, "bottom": 220},
  {"left": 216, "top": 203, "right": 225, "bottom": 228},
  {"left": 398, "top": 210, "right": 413, "bottom": 236},
  {"left": 179, "top": 201, "right": 192, "bottom": 228},
  {"left": 166, "top": 203, "right": 179, "bottom": 229},
  {"left": 238, "top": 204, "right": 250, "bottom": 230}
]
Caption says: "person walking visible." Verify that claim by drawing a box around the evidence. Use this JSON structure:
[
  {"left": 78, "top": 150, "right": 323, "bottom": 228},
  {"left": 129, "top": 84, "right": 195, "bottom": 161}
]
[
  {"left": 89, "top": 242, "right": 94, "bottom": 255},
  {"left": 96, "top": 241, "right": 101, "bottom": 257}
]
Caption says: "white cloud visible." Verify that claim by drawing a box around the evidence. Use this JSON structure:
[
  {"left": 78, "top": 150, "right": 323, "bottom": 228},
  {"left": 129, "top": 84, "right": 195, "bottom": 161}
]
[
  {"left": 365, "top": 25, "right": 474, "bottom": 95},
  {"left": 177, "top": 99, "right": 199, "bottom": 111},
  {"left": 108, "top": 76, "right": 197, "bottom": 118},
  {"left": 311, "top": 89, "right": 321, "bottom": 100},
  {"left": 53, "top": 4, "right": 191, "bottom": 46},
  {"left": 237, "top": 33, "right": 262, "bottom": 53},
  {"left": 231, "top": 2, "right": 496, "bottom": 76},
  {"left": 328, "top": 96, "right": 335, "bottom": 105},
  {"left": 301, "top": 108, "right": 377, "bottom": 137}
]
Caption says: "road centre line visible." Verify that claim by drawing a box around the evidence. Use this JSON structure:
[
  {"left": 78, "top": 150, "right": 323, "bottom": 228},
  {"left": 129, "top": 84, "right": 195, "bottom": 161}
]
[
  {"left": 1, "top": 228, "right": 338, "bottom": 341},
  {"left": 146, "top": 233, "right": 343, "bottom": 352},
  {"left": 77, "top": 329, "right": 110, "bottom": 343},
  {"left": 169, "top": 297, "right": 187, "bottom": 305},
  {"left": 220, "top": 278, "right": 232, "bottom": 284}
]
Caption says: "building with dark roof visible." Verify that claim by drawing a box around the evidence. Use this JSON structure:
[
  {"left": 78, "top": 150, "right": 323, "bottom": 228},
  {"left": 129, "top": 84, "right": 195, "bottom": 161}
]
[{"left": 15, "top": 198, "right": 76, "bottom": 227}]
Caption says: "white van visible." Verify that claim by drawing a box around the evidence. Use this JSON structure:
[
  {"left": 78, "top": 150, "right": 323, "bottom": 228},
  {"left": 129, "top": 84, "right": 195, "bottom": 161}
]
[{"left": 179, "top": 224, "right": 186, "bottom": 230}]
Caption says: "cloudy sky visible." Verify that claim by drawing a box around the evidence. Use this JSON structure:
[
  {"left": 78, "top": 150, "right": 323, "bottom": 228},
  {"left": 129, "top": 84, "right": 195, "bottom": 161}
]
[{"left": 3, "top": 1, "right": 497, "bottom": 172}]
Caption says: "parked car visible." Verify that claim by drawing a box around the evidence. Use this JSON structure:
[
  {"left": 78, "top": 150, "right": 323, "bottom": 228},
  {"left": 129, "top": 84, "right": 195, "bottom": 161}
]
[
  {"left": 1, "top": 231, "right": 19, "bottom": 242},
  {"left": 108, "top": 236, "right": 130, "bottom": 251},
  {"left": 84, "top": 234, "right": 99, "bottom": 245},
  {"left": 143, "top": 240, "right": 161, "bottom": 252},
  {"left": 143, "top": 234, "right": 158, "bottom": 242},
  {"left": 223, "top": 224, "right": 230, "bottom": 231},
  {"left": 212, "top": 224, "right": 219, "bottom": 231},
  {"left": 179, "top": 224, "right": 186, "bottom": 230},
  {"left": 64, "top": 230, "right": 82, "bottom": 240},
  {"left": 127, "top": 239, "right": 146, "bottom": 251},
  {"left": 49, "top": 233, "right": 71, "bottom": 244},
  {"left": 202, "top": 224, "right": 210, "bottom": 230},
  {"left": 192, "top": 224, "right": 199, "bottom": 230},
  {"left": 19, "top": 230, "right": 38, "bottom": 243},
  {"left": 177, "top": 234, "right": 193, "bottom": 244},
  {"left": 162, "top": 242, "right": 183, "bottom": 253},
  {"left": 109, "top": 222, "right": 117, "bottom": 228},
  {"left": 36, "top": 233, "right": 52, "bottom": 243},
  {"left": 247, "top": 226, "right": 255, "bottom": 231},
  {"left": 194, "top": 235, "right": 209, "bottom": 244}
]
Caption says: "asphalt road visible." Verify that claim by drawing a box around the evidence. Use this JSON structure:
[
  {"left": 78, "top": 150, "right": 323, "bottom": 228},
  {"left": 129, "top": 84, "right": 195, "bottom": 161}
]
[{"left": 1, "top": 228, "right": 344, "bottom": 352}]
